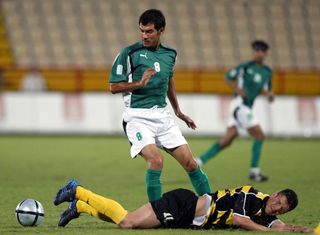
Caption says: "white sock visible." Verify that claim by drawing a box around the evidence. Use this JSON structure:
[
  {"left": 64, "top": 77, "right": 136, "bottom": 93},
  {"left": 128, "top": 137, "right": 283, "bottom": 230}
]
[
  {"left": 250, "top": 167, "right": 261, "bottom": 175},
  {"left": 195, "top": 158, "right": 203, "bottom": 166}
]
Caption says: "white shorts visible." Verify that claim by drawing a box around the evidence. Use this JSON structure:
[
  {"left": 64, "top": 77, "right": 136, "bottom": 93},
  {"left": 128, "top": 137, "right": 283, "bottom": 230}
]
[
  {"left": 227, "top": 97, "right": 259, "bottom": 130},
  {"left": 122, "top": 106, "right": 187, "bottom": 158}
]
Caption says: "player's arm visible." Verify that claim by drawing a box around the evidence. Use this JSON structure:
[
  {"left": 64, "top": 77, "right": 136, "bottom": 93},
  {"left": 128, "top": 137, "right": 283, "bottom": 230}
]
[
  {"left": 225, "top": 67, "right": 246, "bottom": 98},
  {"left": 232, "top": 214, "right": 270, "bottom": 231},
  {"left": 109, "top": 49, "right": 155, "bottom": 94},
  {"left": 167, "top": 78, "right": 197, "bottom": 129},
  {"left": 265, "top": 90, "right": 274, "bottom": 102},
  {"left": 270, "top": 219, "right": 314, "bottom": 233},
  {"left": 262, "top": 88, "right": 274, "bottom": 103},
  {"left": 262, "top": 69, "right": 274, "bottom": 102},
  {"left": 233, "top": 215, "right": 313, "bottom": 233},
  {"left": 225, "top": 79, "right": 246, "bottom": 98},
  {"left": 261, "top": 89, "right": 274, "bottom": 103},
  {"left": 110, "top": 68, "right": 155, "bottom": 94}
]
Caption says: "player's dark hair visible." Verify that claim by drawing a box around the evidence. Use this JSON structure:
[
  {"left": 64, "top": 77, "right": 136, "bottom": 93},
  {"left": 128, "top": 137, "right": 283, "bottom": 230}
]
[
  {"left": 251, "top": 40, "right": 269, "bottom": 51},
  {"left": 139, "top": 9, "right": 166, "bottom": 30},
  {"left": 279, "top": 189, "right": 298, "bottom": 212}
]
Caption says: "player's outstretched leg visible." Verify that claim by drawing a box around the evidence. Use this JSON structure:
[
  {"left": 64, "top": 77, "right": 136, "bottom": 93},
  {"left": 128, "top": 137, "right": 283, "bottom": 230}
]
[
  {"left": 248, "top": 126, "right": 268, "bottom": 182},
  {"left": 188, "top": 166, "right": 211, "bottom": 195},
  {"left": 54, "top": 179, "right": 81, "bottom": 206},
  {"left": 55, "top": 180, "right": 128, "bottom": 227},
  {"left": 166, "top": 144, "right": 211, "bottom": 195},
  {"left": 76, "top": 186, "right": 128, "bottom": 224},
  {"left": 196, "top": 142, "right": 221, "bottom": 166},
  {"left": 249, "top": 139, "right": 268, "bottom": 182},
  {"left": 58, "top": 200, "right": 80, "bottom": 227},
  {"left": 58, "top": 197, "right": 119, "bottom": 227},
  {"left": 196, "top": 127, "right": 238, "bottom": 166}
]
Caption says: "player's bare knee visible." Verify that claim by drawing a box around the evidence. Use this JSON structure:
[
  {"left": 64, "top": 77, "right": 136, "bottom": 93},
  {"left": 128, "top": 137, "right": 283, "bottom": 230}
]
[
  {"left": 225, "top": 140, "right": 233, "bottom": 147},
  {"left": 259, "top": 134, "right": 265, "bottom": 141},
  {"left": 254, "top": 131, "right": 265, "bottom": 141},
  {"left": 148, "top": 156, "right": 163, "bottom": 170},
  {"left": 185, "top": 158, "right": 198, "bottom": 171},
  {"left": 220, "top": 138, "right": 233, "bottom": 148}
]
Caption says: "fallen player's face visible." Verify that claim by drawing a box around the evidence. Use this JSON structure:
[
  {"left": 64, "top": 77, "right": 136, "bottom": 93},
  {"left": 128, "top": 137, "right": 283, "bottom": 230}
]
[
  {"left": 139, "top": 23, "right": 163, "bottom": 49},
  {"left": 265, "top": 193, "right": 290, "bottom": 216}
]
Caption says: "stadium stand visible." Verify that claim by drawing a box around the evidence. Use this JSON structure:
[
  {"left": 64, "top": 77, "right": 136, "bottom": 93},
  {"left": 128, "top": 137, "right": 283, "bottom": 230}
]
[
  {"left": 0, "top": 7, "right": 12, "bottom": 67},
  {"left": 0, "top": 0, "right": 319, "bottom": 94}
]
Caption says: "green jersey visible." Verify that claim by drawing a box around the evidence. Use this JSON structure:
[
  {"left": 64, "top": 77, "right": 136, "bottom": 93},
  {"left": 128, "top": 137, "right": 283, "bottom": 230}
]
[
  {"left": 225, "top": 61, "right": 272, "bottom": 108},
  {"left": 109, "top": 41, "right": 177, "bottom": 108}
]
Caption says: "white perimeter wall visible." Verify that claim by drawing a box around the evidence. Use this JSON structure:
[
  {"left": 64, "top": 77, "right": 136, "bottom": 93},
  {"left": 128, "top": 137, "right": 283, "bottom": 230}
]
[{"left": 0, "top": 92, "right": 319, "bottom": 137}]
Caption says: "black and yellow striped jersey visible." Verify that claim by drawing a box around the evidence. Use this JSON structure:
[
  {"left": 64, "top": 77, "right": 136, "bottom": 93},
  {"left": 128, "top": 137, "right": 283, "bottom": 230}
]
[{"left": 202, "top": 185, "right": 278, "bottom": 229}]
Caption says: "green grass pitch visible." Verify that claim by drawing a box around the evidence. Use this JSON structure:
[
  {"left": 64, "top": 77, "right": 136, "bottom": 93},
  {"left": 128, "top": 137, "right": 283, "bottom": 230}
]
[{"left": 0, "top": 136, "right": 319, "bottom": 234}]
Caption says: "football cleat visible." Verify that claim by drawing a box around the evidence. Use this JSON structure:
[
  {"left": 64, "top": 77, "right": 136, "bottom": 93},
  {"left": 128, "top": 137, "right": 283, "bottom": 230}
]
[
  {"left": 58, "top": 200, "right": 79, "bottom": 227},
  {"left": 249, "top": 173, "right": 269, "bottom": 182},
  {"left": 54, "top": 179, "right": 80, "bottom": 206}
]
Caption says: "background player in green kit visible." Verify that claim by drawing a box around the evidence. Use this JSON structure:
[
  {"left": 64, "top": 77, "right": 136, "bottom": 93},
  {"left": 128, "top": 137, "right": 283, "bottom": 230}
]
[
  {"left": 196, "top": 40, "right": 274, "bottom": 182},
  {"left": 109, "top": 9, "right": 211, "bottom": 202}
]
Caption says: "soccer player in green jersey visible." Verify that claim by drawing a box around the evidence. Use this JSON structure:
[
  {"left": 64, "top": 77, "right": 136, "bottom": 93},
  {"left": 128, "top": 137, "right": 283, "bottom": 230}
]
[
  {"left": 196, "top": 40, "right": 274, "bottom": 182},
  {"left": 54, "top": 179, "right": 314, "bottom": 233},
  {"left": 109, "top": 9, "right": 211, "bottom": 202}
]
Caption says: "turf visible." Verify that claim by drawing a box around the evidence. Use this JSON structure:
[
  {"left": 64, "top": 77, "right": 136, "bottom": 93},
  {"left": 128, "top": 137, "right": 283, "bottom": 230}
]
[{"left": 0, "top": 136, "right": 319, "bottom": 234}]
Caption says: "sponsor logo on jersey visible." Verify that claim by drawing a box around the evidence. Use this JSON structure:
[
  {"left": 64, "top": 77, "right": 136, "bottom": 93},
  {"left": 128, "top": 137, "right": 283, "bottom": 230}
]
[
  {"left": 229, "top": 69, "right": 237, "bottom": 77},
  {"left": 140, "top": 52, "right": 148, "bottom": 59},
  {"left": 116, "top": 65, "right": 123, "bottom": 75},
  {"left": 254, "top": 74, "right": 262, "bottom": 83}
]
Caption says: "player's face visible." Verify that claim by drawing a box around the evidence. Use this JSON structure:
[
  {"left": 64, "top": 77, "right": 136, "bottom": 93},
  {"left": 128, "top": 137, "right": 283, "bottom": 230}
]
[
  {"left": 265, "top": 193, "right": 290, "bottom": 216},
  {"left": 253, "top": 50, "right": 268, "bottom": 64},
  {"left": 139, "top": 23, "right": 163, "bottom": 49}
]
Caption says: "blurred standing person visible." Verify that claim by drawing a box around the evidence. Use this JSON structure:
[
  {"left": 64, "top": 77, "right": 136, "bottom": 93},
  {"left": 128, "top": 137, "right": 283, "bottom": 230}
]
[
  {"left": 196, "top": 40, "right": 274, "bottom": 182},
  {"left": 109, "top": 9, "right": 211, "bottom": 202},
  {"left": 20, "top": 67, "right": 47, "bottom": 92}
]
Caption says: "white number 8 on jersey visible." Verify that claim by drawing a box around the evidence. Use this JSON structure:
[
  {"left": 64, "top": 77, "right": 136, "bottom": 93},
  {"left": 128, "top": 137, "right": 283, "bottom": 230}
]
[{"left": 154, "top": 62, "right": 161, "bottom": 72}]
